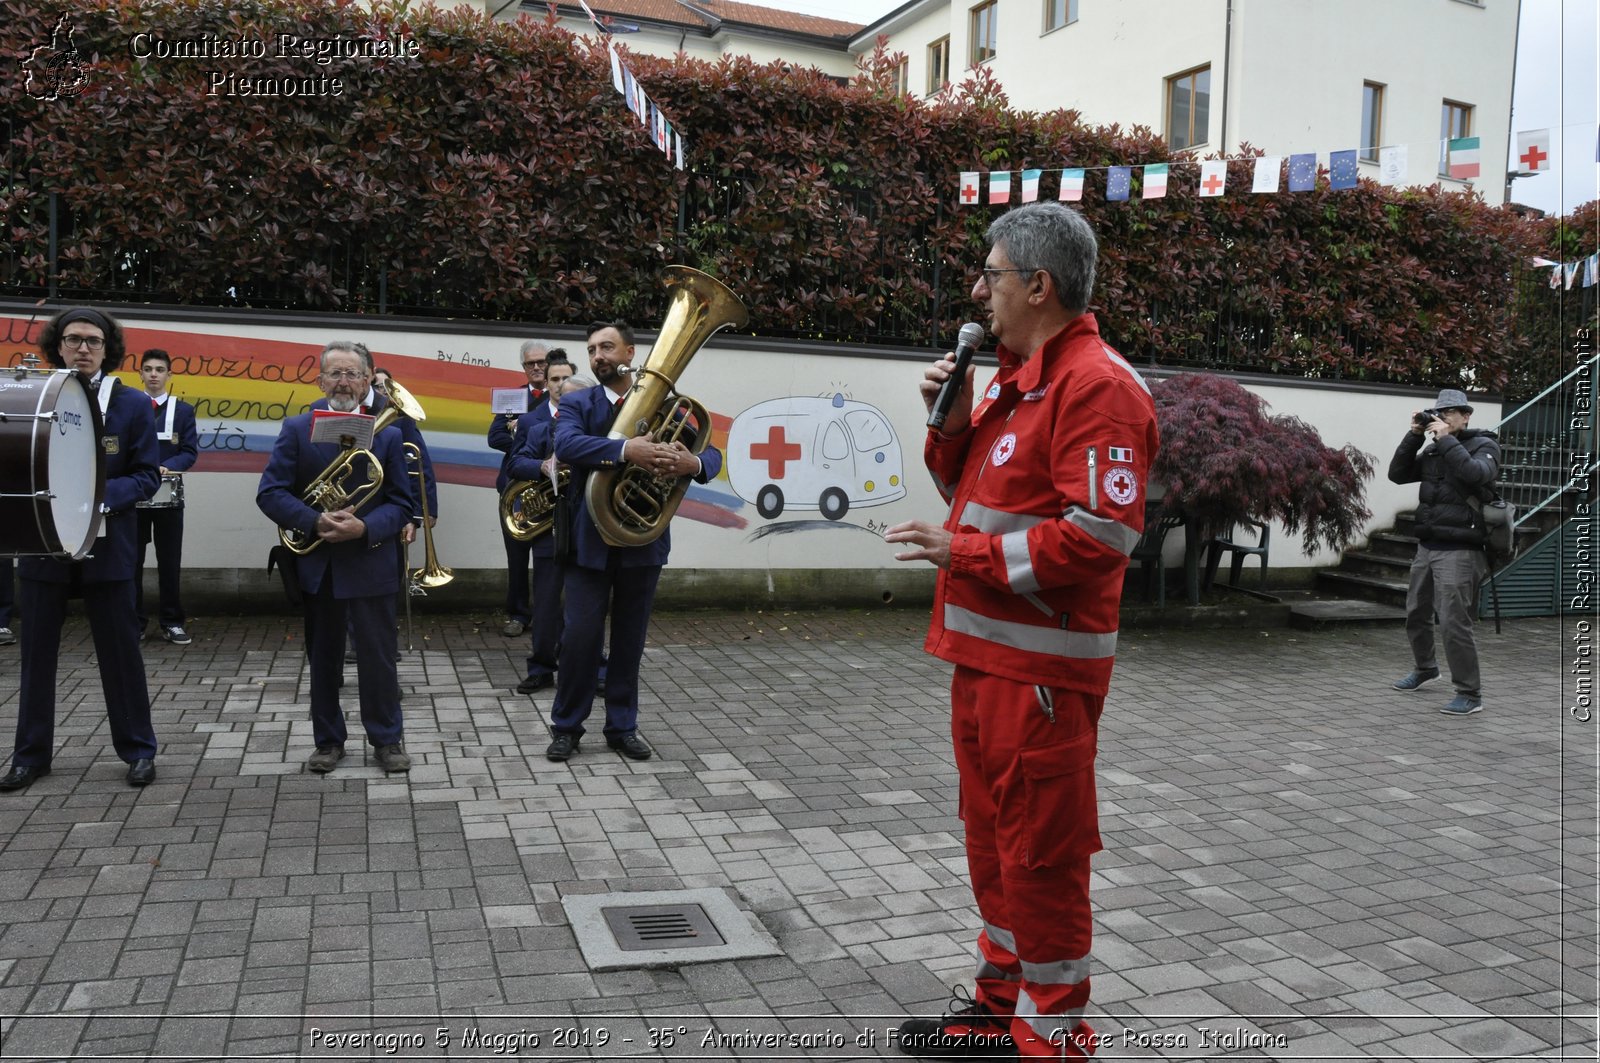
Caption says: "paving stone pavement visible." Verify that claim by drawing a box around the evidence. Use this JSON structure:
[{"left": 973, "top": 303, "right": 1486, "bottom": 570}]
[{"left": 0, "top": 609, "right": 1593, "bottom": 1062}]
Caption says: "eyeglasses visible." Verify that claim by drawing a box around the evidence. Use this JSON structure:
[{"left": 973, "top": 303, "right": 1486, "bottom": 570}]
[
  {"left": 60, "top": 335, "right": 105, "bottom": 351},
  {"left": 523, "top": 359, "right": 547, "bottom": 368},
  {"left": 976, "top": 267, "right": 1039, "bottom": 285},
  {"left": 322, "top": 369, "right": 368, "bottom": 382}
]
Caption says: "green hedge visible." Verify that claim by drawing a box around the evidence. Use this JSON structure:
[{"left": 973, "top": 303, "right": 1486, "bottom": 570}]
[{"left": 0, "top": 0, "right": 1564, "bottom": 389}]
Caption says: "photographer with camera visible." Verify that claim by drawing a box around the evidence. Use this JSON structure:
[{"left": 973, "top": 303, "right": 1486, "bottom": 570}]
[{"left": 1387, "top": 388, "right": 1500, "bottom": 716}]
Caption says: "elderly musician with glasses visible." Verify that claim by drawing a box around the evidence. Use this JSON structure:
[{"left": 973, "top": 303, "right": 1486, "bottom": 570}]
[
  {"left": 256, "top": 341, "right": 416, "bottom": 776},
  {"left": 886, "top": 203, "right": 1159, "bottom": 1059},
  {"left": 1, "top": 307, "right": 162, "bottom": 792},
  {"left": 489, "top": 341, "right": 551, "bottom": 637}
]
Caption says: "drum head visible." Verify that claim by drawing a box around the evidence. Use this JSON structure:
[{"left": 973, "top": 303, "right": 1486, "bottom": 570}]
[{"left": 43, "top": 373, "right": 103, "bottom": 558}]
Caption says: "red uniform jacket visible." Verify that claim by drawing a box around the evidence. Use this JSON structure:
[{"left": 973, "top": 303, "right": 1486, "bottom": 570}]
[{"left": 924, "top": 313, "right": 1159, "bottom": 694}]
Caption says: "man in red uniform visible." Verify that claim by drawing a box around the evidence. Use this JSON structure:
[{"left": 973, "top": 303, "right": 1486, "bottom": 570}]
[{"left": 887, "top": 202, "right": 1158, "bottom": 1059}]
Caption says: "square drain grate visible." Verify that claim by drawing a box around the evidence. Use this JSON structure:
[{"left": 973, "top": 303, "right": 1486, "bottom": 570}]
[
  {"left": 603, "top": 903, "right": 726, "bottom": 951},
  {"left": 563, "top": 888, "right": 781, "bottom": 971}
]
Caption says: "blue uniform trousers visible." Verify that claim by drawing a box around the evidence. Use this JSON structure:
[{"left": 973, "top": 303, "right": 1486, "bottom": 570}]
[
  {"left": 136, "top": 507, "right": 186, "bottom": 628},
  {"left": 14, "top": 577, "right": 157, "bottom": 767},
  {"left": 550, "top": 561, "right": 660, "bottom": 739},
  {"left": 524, "top": 555, "right": 565, "bottom": 683},
  {"left": 305, "top": 581, "right": 403, "bottom": 750},
  {"left": 502, "top": 527, "right": 533, "bottom": 625}
]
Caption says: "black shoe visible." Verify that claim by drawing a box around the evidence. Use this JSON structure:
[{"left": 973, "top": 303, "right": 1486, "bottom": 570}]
[
  {"left": 606, "top": 731, "right": 654, "bottom": 761},
  {"left": 0, "top": 764, "right": 49, "bottom": 791},
  {"left": 126, "top": 759, "right": 156, "bottom": 787},
  {"left": 545, "top": 732, "right": 579, "bottom": 761},
  {"left": 516, "top": 673, "right": 553, "bottom": 695},
  {"left": 896, "top": 988, "right": 1016, "bottom": 1058}
]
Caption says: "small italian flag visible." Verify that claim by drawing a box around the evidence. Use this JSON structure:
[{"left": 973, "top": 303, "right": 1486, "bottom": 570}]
[
  {"left": 1059, "top": 168, "right": 1085, "bottom": 202},
  {"left": 989, "top": 171, "right": 1011, "bottom": 204},
  {"left": 1020, "top": 168, "right": 1042, "bottom": 203},
  {"left": 1448, "top": 136, "right": 1480, "bottom": 179},
  {"left": 1108, "top": 446, "right": 1134, "bottom": 462},
  {"left": 1142, "top": 164, "right": 1169, "bottom": 199}
]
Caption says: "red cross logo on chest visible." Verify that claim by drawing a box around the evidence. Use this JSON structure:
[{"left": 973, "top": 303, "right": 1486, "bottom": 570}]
[{"left": 750, "top": 424, "right": 802, "bottom": 479}]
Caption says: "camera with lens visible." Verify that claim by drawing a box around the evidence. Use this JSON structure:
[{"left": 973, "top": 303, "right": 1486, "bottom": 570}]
[{"left": 1413, "top": 407, "right": 1441, "bottom": 427}]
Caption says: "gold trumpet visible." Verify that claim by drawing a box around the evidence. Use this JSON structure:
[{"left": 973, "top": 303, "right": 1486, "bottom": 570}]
[
  {"left": 586, "top": 266, "right": 748, "bottom": 547},
  {"left": 405, "top": 441, "right": 453, "bottom": 591},
  {"left": 279, "top": 380, "right": 428, "bottom": 555},
  {"left": 500, "top": 467, "right": 571, "bottom": 541}
]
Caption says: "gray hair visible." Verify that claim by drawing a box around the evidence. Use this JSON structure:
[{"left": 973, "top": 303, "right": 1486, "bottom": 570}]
[
  {"left": 563, "top": 375, "right": 597, "bottom": 391},
  {"left": 986, "top": 203, "right": 1098, "bottom": 313},
  {"left": 520, "top": 339, "right": 552, "bottom": 357},
  {"left": 321, "top": 340, "right": 373, "bottom": 374}
]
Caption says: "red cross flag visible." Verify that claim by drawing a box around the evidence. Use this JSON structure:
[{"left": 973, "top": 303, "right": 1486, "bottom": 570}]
[
  {"left": 1516, "top": 129, "right": 1551, "bottom": 173},
  {"left": 959, "top": 171, "right": 980, "bottom": 206}
]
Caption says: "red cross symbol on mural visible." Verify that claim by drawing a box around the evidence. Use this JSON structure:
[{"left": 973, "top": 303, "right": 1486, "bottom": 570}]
[
  {"left": 1201, "top": 172, "right": 1223, "bottom": 195},
  {"left": 750, "top": 424, "right": 802, "bottom": 479},
  {"left": 1520, "top": 142, "right": 1548, "bottom": 171}
]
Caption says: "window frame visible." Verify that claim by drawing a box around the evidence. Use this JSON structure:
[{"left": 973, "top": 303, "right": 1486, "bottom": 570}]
[
  {"left": 1361, "top": 81, "right": 1385, "bottom": 163},
  {"left": 1043, "top": 0, "right": 1078, "bottom": 33},
  {"left": 1164, "top": 64, "right": 1211, "bottom": 151},
  {"left": 889, "top": 58, "right": 908, "bottom": 96},
  {"left": 926, "top": 35, "right": 951, "bottom": 95},
  {"left": 1439, "top": 99, "right": 1474, "bottom": 176},
  {"left": 969, "top": 0, "right": 998, "bottom": 67}
]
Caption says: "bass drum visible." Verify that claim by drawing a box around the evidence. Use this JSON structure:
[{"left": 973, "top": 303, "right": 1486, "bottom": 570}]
[{"left": 0, "top": 369, "right": 105, "bottom": 558}]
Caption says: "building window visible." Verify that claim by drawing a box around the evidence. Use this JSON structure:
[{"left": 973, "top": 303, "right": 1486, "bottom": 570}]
[
  {"left": 1361, "top": 81, "right": 1384, "bottom": 162},
  {"left": 1440, "top": 99, "right": 1473, "bottom": 175},
  {"left": 890, "top": 58, "right": 908, "bottom": 96},
  {"left": 927, "top": 36, "right": 951, "bottom": 93},
  {"left": 1044, "top": 0, "right": 1078, "bottom": 32},
  {"left": 970, "top": 1, "right": 998, "bottom": 65},
  {"left": 1165, "top": 65, "right": 1210, "bottom": 151}
]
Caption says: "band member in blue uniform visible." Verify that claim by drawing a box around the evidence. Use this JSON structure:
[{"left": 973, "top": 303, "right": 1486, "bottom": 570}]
[
  {"left": 1, "top": 307, "right": 161, "bottom": 791},
  {"left": 256, "top": 341, "right": 415, "bottom": 775},
  {"left": 135, "top": 349, "right": 199, "bottom": 645},
  {"left": 545, "top": 321, "right": 721, "bottom": 763},
  {"left": 489, "top": 341, "right": 549, "bottom": 637},
  {"left": 506, "top": 354, "right": 577, "bottom": 694}
]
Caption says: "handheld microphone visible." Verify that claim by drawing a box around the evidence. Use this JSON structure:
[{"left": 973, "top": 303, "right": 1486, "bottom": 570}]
[{"left": 927, "top": 322, "right": 986, "bottom": 432}]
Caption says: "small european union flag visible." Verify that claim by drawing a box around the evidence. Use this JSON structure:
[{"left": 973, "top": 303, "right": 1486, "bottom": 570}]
[
  {"left": 1106, "top": 166, "right": 1131, "bottom": 202},
  {"left": 1288, "top": 153, "right": 1317, "bottom": 192},
  {"left": 1329, "top": 149, "right": 1358, "bottom": 190}
]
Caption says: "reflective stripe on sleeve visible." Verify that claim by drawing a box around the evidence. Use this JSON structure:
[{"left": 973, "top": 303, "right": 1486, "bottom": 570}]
[
  {"left": 944, "top": 605, "right": 1117, "bottom": 659},
  {"left": 1063, "top": 505, "right": 1140, "bottom": 555},
  {"left": 959, "top": 501, "right": 1047, "bottom": 535},
  {"left": 1002, "top": 530, "right": 1040, "bottom": 594},
  {"left": 1102, "top": 345, "right": 1152, "bottom": 394}
]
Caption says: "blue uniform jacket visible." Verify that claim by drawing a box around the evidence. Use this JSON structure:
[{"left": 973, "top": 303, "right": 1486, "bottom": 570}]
[
  {"left": 506, "top": 401, "right": 562, "bottom": 560},
  {"left": 311, "top": 394, "right": 436, "bottom": 521},
  {"left": 255, "top": 414, "right": 414, "bottom": 599},
  {"left": 553, "top": 383, "right": 722, "bottom": 570},
  {"left": 20, "top": 378, "right": 160, "bottom": 584},
  {"left": 489, "top": 385, "right": 543, "bottom": 492},
  {"left": 151, "top": 395, "right": 199, "bottom": 472}
]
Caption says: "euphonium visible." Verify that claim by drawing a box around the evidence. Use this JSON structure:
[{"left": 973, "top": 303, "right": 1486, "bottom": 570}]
[
  {"left": 278, "top": 380, "right": 428, "bottom": 556},
  {"left": 500, "top": 468, "right": 572, "bottom": 542},
  {"left": 585, "top": 266, "right": 748, "bottom": 548}
]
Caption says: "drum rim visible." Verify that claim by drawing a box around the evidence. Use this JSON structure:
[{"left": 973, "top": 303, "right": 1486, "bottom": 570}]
[{"left": 32, "top": 370, "right": 106, "bottom": 559}]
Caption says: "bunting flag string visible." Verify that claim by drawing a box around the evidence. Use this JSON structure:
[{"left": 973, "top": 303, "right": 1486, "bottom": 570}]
[
  {"left": 579, "top": 0, "right": 687, "bottom": 174},
  {"left": 1533, "top": 252, "right": 1600, "bottom": 290}
]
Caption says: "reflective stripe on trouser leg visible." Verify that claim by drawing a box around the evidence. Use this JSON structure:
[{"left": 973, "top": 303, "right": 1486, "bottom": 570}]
[{"left": 951, "top": 665, "right": 1102, "bottom": 1050}]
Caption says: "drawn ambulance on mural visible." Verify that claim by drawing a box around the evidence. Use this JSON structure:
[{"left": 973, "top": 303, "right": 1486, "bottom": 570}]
[{"left": 726, "top": 394, "right": 906, "bottom": 520}]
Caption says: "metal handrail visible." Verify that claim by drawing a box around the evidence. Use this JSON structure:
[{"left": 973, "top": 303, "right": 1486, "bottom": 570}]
[{"left": 1483, "top": 352, "right": 1597, "bottom": 529}]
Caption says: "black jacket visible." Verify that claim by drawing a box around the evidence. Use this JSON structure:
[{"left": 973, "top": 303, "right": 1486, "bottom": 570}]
[{"left": 1388, "top": 426, "right": 1501, "bottom": 548}]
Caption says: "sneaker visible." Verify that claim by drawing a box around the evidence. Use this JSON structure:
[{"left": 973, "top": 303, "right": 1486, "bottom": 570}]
[
  {"left": 375, "top": 743, "right": 411, "bottom": 773},
  {"left": 1441, "top": 695, "right": 1483, "bottom": 715},
  {"left": 895, "top": 987, "right": 1015, "bottom": 1058},
  {"left": 161, "top": 625, "right": 193, "bottom": 646},
  {"left": 1392, "top": 667, "right": 1440, "bottom": 691},
  {"left": 0, "top": 627, "right": 13, "bottom": 646},
  {"left": 501, "top": 619, "right": 528, "bottom": 637},
  {"left": 306, "top": 745, "right": 345, "bottom": 773}
]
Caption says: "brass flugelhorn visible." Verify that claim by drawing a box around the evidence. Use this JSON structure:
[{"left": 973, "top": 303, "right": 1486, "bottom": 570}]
[
  {"left": 405, "top": 441, "right": 453, "bottom": 591},
  {"left": 500, "top": 466, "right": 571, "bottom": 542},
  {"left": 585, "top": 266, "right": 747, "bottom": 548},
  {"left": 278, "top": 380, "right": 428, "bottom": 556}
]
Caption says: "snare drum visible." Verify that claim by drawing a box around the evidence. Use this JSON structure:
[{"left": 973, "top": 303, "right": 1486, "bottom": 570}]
[
  {"left": 137, "top": 473, "right": 185, "bottom": 509},
  {"left": 0, "top": 369, "right": 106, "bottom": 558}
]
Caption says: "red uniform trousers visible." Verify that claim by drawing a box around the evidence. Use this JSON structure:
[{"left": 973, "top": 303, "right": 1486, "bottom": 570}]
[{"left": 953, "top": 665, "right": 1101, "bottom": 1059}]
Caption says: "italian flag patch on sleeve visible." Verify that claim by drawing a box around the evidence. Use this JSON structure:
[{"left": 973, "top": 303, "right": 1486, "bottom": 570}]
[{"left": 1108, "top": 446, "right": 1134, "bottom": 462}]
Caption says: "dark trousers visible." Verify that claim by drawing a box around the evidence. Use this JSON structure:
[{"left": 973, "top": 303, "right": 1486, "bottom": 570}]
[
  {"left": 305, "top": 581, "right": 403, "bottom": 750},
  {"left": 525, "top": 554, "right": 565, "bottom": 682},
  {"left": 550, "top": 561, "right": 660, "bottom": 739},
  {"left": 136, "top": 506, "right": 186, "bottom": 628},
  {"left": 0, "top": 557, "right": 13, "bottom": 628},
  {"left": 14, "top": 578, "right": 157, "bottom": 767},
  {"left": 502, "top": 527, "right": 533, "bottom": 624}
]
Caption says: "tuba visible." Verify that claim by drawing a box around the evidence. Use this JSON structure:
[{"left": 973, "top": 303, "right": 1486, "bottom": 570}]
[
  {"left": 585, "top": 266, "right": 748, "bottom": 548},
  {"left": 500, "top": 468, "right": 571, "bottom": 541},
  {"left": 279, "top": 380, "right": 428, "bottom": 556}
]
